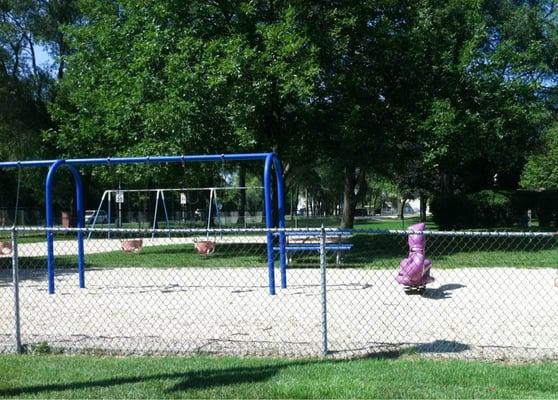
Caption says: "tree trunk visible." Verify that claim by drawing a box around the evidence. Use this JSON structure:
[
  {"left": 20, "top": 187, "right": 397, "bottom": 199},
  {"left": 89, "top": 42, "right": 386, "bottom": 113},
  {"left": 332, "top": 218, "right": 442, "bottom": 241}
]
[
  {"left": 341, "top": 165, "right": 367, "bottom": 228},
  {"left": 341, "top": 169, "right": 356, "bottom": 228},
  {"left": 11, "top": 41, "right": 21, "bottom": 79},
  {"left": 419, "top": 194, "right": 427, "bottom": 222},
  {"left": 238, "top": 164, "right": 246, "bottom": 225},
  {"left": 293, "top": 186, "right": 299, "bottom": 217},
  {"left": 57, "top": 36, "right": 66, "bottom": 80},
  {"left": 440, "top": 171, "right": 452, "bottom": 195},
  {"left": 398, "top": 197, "right": 407, "bottom": 220}
]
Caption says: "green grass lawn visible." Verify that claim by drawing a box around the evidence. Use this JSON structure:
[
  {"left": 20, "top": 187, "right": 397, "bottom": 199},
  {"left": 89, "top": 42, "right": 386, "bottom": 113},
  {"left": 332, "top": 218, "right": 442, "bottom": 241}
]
[
  {"left": 0, "top": 354, "right": 556, "bottom": 399},
  {"left": 2, "top": 232, "right": 557, "bottom": 270},
  {"left": 0, "top": 230, "right": 558, "bottom": 269},
  {"left": 0, "top": 215, "right": 549, "bottom": 244},
  {"left": 285, "top": 216, "right": 435, "bottom": 230},
  {"left": 1, "top": 216, "right": 556, "bottom": 270}
]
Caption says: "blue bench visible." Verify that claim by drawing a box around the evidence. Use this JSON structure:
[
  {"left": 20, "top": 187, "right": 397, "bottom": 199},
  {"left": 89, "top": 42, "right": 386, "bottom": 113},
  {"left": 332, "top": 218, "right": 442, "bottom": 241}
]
[
  {"left": 273, "top": 241, "right": 353, "bottom": 265},
  {"left": 280, "top": 230, "right": 352, "bottom": 238}
]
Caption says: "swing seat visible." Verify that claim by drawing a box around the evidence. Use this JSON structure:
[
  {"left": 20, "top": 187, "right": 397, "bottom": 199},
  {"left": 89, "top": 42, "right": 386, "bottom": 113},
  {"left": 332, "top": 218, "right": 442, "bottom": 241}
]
[
  {"left": 194, "top": 240, "right": 215, "bottom": 256},
  {"left": 121, "top": 239, "right": 143, "bottom": 253},
  {"left": 0, "top": 241, "right": 12, "bottom": 255}
]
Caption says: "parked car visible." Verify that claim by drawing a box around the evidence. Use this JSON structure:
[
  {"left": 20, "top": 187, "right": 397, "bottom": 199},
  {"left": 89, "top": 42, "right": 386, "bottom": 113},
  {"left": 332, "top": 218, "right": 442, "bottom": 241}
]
[
  {"left": 85, "top": 210, "right": 108, "bottom": 224},
  {"left": 355, "top": 208, "right": 368, "bottom": 216},
  {"left": 403, "top": 204, "right": 415, "bottom": 214}
]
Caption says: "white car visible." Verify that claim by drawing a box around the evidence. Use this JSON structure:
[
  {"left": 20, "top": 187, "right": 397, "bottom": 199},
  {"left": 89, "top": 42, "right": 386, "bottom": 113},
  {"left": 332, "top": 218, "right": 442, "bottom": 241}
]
[{"left": 85, "top": 210, "right": 108, "bottom": 224}]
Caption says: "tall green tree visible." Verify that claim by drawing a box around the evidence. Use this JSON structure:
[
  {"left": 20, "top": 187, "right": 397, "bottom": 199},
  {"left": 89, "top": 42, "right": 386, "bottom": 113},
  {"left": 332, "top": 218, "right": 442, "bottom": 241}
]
[
  {"left": 45, "top": 0, "right": 558, "bottom": 226},
  {"left": 49, "top": 1, "right": 318, "bottom": 170},
  {"left": 409, "top": 0, "right": 555, "bottom": 195},
  {"left": 301, "top": 0, "right": 419, "bottom": 227}
]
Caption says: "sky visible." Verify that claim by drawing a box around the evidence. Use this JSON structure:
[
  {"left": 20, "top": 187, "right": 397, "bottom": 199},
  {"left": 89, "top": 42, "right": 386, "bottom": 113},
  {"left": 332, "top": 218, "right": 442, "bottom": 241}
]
[{"left": 35, "top": 44, "right": 53, "bottom": 70}]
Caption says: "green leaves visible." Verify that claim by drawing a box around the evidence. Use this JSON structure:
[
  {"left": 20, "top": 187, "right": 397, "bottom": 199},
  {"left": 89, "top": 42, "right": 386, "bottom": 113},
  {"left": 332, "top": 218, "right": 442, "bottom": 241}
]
[{"left": 520, "top": 123, "right": 558, "bottom": 190}]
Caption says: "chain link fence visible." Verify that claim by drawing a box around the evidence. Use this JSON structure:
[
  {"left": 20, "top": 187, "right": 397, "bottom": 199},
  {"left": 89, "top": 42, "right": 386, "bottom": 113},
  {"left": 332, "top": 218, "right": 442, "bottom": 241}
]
[{"left": 1, "top": 226, "right": 557, "bottom": 361}]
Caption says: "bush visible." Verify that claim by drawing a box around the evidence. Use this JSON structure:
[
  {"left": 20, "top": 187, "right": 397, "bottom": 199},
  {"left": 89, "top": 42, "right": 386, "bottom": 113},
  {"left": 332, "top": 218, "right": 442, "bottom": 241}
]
[
  {"left": 431, "top": 190, "right": 514, "bottom": 230},
  {"left": 512, "top": 190, "right": 558, "bottom": 228}
]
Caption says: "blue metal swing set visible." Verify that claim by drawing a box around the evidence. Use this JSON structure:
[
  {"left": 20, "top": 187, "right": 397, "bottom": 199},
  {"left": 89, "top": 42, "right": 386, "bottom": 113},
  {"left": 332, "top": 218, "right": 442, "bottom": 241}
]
[{"left": 0, "top": 152, "right": 287, "bottom": 295}]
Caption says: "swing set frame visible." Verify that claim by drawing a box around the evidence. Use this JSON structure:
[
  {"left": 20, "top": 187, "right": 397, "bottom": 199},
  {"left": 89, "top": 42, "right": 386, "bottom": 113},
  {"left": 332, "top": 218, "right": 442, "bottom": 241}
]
[
  {"left": 0, "top": 153, "right": 287, "bottom": 295},
  {"left": 88, "top": 185, "right": 265, "bottom": 240}
]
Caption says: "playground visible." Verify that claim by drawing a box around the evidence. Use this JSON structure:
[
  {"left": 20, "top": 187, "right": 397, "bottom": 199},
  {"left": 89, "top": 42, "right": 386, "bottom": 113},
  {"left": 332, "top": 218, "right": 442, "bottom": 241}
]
[
  {"left": 0, "top": 153, "right": 556, "bottom": 362},
  {"left": 3, "top": 4, "right": 558, "bottom": 396},
  {"left": 0, "top": 262, "right": 556, "bottom": 360}
]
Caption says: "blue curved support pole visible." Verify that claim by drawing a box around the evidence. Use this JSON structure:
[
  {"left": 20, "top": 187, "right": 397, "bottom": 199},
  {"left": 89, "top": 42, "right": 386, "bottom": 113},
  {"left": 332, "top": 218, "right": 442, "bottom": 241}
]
[
  {"left": 264, "top": 154, "right": 276, "bottom": 295},
  {"left": 45, "top": 161, "right": 85, "bottom": 294},
  {"left": 272, "top": 154, "right": 287, "bottom": 288},
  {"left": 68, "top": 165, "right": 86, "bottom": 290}
]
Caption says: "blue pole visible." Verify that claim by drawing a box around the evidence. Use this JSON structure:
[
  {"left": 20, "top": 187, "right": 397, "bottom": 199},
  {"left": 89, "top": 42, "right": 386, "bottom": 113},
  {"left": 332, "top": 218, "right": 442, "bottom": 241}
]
[
  {"left": 264, "top": 154, "right": 276, "bottom": 295},
  {"left": 67, "top": 165, "right": 86, "bottom": 289},
  {"left": 45, "top": 160, "right": 64, "bottom": 294},
  {"left": 65, "top": 154, "right": 270, "bottom": 166},
  {"left": 272, "top": 155, "right": 287, "bottom": 288},
  {"left": 45, "top": 161, "right": 86, "bottom": 294}
]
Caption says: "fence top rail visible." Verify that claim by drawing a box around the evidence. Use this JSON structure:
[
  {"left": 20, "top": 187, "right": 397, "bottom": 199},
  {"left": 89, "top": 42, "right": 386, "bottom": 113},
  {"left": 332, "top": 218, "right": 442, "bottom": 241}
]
[{"left": 0, "top": 226, "right": 556, "bottom": 237}]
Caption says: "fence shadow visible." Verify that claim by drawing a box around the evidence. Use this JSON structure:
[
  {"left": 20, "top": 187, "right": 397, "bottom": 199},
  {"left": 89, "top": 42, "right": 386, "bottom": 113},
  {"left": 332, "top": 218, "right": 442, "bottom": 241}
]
[
  {"left": 0, "top": 363, "right": 292, "bottom": 397},
  {"left": 331, "top": 339, "right": 471, "bottom": 359}
]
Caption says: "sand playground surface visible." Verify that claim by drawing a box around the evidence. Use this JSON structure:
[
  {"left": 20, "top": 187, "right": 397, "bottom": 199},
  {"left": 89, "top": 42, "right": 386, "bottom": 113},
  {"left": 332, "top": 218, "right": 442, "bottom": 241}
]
[{"left": 1, "top": 265, "right": 556, "bottom": 360}]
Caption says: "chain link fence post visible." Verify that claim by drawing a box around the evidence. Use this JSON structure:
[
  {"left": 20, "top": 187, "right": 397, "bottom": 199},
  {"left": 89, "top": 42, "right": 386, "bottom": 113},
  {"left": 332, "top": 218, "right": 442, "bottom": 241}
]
[
  {"left": 11, "top": 227, "right": 22, "bottom": 353},
  {"left": 319, "top": 224, "right": 328, "bottom": 356}
]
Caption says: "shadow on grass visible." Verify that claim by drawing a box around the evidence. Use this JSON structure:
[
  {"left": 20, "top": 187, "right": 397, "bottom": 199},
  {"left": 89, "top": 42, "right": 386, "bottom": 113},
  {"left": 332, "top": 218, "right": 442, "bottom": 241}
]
[
  {"left": 0, "top": 338, "right": 472, "bottom": 398},
  {"left": 0, "top": 362, "right": 302, "bottom": 397}
]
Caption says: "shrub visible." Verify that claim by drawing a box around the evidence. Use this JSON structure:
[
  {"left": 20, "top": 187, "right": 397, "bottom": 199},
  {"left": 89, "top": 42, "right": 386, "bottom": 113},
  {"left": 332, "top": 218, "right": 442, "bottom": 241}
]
[{"left": 431, "top": 190, "right": 514, "bottom": 230}]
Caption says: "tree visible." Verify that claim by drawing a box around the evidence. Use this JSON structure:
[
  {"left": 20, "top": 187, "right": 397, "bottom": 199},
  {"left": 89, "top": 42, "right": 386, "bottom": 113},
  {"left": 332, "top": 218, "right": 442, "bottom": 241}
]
[
  {"left": 300, "top": 0, "right": 419, "bottom": 228},
  {"left": 520, "top": 120, "right": 558, "bottom": 189},
  {"left": 0, "top": 0, "right": 53, "bottom": 211},
  {"left": 49, "top": 0, "right": 318, "bottom": 186},
  {"left": 413, "top": 0, "right": 555, "bottom": 195}
]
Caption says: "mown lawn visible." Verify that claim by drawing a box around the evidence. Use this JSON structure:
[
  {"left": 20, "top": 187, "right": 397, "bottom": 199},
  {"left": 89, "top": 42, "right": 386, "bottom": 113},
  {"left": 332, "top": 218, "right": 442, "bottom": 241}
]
[
  {"left": 0, "top": 354, "right": 557, "bottom": 399},
  {"left": 1, "top": 215, "right": 556, "bottom": 270},
  {"left": 2, "top": 233, "right": 557, "bottom": 270}
]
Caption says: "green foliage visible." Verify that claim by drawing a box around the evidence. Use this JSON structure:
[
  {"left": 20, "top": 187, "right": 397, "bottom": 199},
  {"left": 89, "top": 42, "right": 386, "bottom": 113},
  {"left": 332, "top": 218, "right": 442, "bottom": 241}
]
[
  {"left": 1, "top": 0, "right": 557, "bottom": 229},
  {"left": 521, "top": 122, "right": 558, "bottom": 190},
  {"left": 28, "top": 341, "right": 52, "bottom": 355},
  {"left": 410, "top": 1, "right": 552, "bottom": 190},
  {"left": 49, "top": 1, "right": 319, "bottom": 163},
  {"left": 431, "top": 190, "right": 515, "bottom": 229}
]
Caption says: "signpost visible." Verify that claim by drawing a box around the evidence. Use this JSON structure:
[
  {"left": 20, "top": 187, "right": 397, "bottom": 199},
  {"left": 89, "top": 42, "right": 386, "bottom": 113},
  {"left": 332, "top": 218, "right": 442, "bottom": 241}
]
[{"left": 116, "top": 190, "right": 124, "bottom": 228}]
